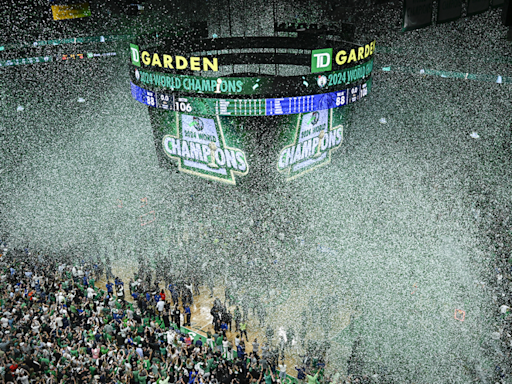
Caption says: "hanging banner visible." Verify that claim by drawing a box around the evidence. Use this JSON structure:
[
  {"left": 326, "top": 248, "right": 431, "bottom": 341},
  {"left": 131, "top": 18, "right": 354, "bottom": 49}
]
[
  {"left": 402, "top": 0, "right": 434, "bottom": 31},
  {"left": 154, "top": 110, "right": 249, "bottom": 185},
  {"left": 437, "top": 0, "right": 462, "bottom": 23},
  {"left": 131, "top": 59, "right": 373, "bottom": 97},
  {"left": 467, "top": 0, "right": 490, "bottom": 15},
  {"left": 276, "top": 108, "right": 345, "bottom": 181},
  {"left": 491, "top": 0, "right": 504, "bottom": 7},
  {"left": 51, "top": 2, "right": 91, "bottom": 21}
]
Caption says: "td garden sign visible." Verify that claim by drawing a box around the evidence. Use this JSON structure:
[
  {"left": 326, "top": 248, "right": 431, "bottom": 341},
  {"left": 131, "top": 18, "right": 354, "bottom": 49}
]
[{"left": 130, "top": 44, "right": 219, "bottom": 72}]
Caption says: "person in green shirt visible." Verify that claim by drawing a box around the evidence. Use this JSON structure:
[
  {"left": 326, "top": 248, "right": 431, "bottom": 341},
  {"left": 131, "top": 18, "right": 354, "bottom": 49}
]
[
  {"left": 240, "top": 322, "right": 248, "bottom": 341},
  {"left": 264, "top": 369, "right": 274, "bottom": 384},
  {"left": 143, "top": 356, "right": 151, "bottom": 370},
  {"left": 104, "top": 332, "right": 113, "bottom": 343},
  {"left": 70, "top": 348, "right": 79, "bottom": 358},
  {"left": 132, "top": 367, "right": 140, "bottom": 382},
  {"left": 100, "top": 344, "right": 109, "bottom": 356},
  {"left": 306, "top": 370, "right": 319, "bottom": 384},
  {"left": 215, "top": 335, "right": 223, "bottom": 353},
  {"left": 139, "top": 368, "right": 149, "bottom": 384}
]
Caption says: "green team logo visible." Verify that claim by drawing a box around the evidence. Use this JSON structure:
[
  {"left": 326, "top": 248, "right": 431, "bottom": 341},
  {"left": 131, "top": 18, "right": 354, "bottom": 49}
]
[
  {"left": 162, "top": 112, "right": 249, "bottom": 185},
  {"left": 130, "top": 43, "right": 140, "bottom": 67},
  {"left": 311, "top": 48, "right": 332, "bottom": 73},
  {"left": 277, "top": 109, "right": 343, "bottom": 181}
]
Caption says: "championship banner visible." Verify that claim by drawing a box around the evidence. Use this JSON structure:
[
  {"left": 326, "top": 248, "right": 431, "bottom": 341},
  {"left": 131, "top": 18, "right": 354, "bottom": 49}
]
[
  {"left": 402, "top": 0, "right": 434, "bottom": 31},
  {"left": 276, "top": 108, "right": 346, "bottom": 181},
  {"left": 131, "top": 59, "right": 374, "bottom": 97},
  {"left": 51, "top": 3, "right": 91, "bottom": 21},
  {"left": 152, "top": 110, "right": 249, "bottom": 185},
  {"left": 467, "top": 0, "right": 490, "bottom": 15},
  {"left": 437, "top": 0, "right": 462, "bottom": 23}
]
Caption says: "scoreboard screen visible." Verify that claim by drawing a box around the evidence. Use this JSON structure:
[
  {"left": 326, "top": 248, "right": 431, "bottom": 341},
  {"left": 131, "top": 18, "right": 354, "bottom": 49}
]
[
  {"left": 131, "top": 79, "right": 371, "bottom": 117},
  {"left": 131, "top": 59, "right": 374, "bottom": 97}
]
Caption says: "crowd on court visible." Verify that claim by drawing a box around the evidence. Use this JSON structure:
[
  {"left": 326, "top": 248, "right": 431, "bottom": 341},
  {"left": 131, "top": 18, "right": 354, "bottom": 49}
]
[{"left": 0, "top": 247, "right": 345, "bottom": 384}]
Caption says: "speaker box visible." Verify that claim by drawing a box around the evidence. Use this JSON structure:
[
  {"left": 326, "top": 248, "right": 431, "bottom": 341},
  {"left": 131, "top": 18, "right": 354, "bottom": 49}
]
[{"left": 504, "top": 0, "right": 512, "bottom": 26}]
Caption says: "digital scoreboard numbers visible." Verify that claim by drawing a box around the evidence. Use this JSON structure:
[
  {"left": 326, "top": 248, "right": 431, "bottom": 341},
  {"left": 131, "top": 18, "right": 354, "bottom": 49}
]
[
  {"left": 215, "top": 99, "right": 266, "bottom": 116},
  {"left": 130, "top": 79, "right": 371, "bottom": 116},
  {"left": 156, "top": 93, "right": 175, "bottom": 110}
]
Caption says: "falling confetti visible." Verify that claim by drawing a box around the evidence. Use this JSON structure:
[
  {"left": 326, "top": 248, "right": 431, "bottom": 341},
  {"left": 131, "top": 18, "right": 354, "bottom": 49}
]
[{"left": 0, "top": 2, "right": 510, "bottom": 383}]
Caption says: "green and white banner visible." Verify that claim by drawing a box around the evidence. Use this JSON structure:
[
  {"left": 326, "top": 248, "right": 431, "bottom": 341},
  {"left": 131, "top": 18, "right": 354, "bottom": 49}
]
[
  {"left": 276, "top": 108, "right": 345, "bottom": 181},
  {"left": 0, "top": 56, "right": 52, "bottom": 67},
  {"left": 158, "top": 112, "right": 249, "bottom": 185}
]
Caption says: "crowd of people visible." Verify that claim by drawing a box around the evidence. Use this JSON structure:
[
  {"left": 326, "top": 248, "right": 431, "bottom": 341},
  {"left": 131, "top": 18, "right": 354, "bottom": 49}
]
[{"left": 0, "top": 247, "right": 339, "bottom": 384}]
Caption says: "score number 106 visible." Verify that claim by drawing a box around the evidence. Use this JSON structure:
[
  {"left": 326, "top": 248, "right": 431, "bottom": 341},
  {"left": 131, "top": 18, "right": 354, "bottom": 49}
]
[{"left": 145, "top": 92, "right": 192, "bottom": 113}]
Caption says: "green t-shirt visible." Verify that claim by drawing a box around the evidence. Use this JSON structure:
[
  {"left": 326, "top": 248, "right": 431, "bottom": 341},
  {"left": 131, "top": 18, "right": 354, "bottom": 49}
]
[
  {"left": 39, "top": 357, "right": 50, "bottom": 366},
  {"left": 100, "top": 346, "right": 109, "bottom": 355},
  {"left": 216, "top": 336, "right": 223, "bottom": 346},
  {"left": 306, "top": 372, "right": 319, "bottom": 384}
]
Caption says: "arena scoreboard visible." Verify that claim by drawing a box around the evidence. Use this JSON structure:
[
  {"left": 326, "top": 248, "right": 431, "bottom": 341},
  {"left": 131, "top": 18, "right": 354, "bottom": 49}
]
[
  {"left": 131, "top": 80, "right": 371, "bottom": 117},
  {"left": 131, "top": 36, "right": 375, "bottom": 183}
]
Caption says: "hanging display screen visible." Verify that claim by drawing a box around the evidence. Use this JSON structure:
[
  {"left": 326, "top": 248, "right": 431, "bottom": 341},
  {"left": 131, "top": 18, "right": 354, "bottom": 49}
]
[
  {"left": 130, "top": 59, "right": 373, "bottom": 97},
  {"left": 276, "top": 108, "right": 345, "bottom": 181},
  {"left": 131, "top": 78, "right": 371, "bottom": 117}
]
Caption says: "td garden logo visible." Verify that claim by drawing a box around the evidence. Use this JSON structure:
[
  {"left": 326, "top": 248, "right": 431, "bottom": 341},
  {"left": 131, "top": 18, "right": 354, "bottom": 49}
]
[
  {"left": 277, "top": 109, "right": 343, "bottom": 181},
  {"left": 311, "top": 41, "right": 376, "bottom": 73},
  {"left": 162, "top": 113, "right": 248, "bottom": 185}
]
